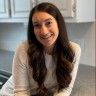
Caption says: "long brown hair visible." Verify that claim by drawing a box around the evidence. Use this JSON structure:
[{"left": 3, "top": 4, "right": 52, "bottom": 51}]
[{"left": 27, "top": 2, "right": 75, "bottom": 96}]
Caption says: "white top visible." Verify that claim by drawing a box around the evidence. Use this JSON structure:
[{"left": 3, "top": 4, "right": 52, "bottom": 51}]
[{"left": 12, "top": 41, "right": 81, "bottom": 96}]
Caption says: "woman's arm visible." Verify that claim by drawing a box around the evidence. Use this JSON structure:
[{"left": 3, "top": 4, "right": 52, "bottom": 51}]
[
  {"left": 12, "top": 42, "right": 31, "bottom": 96},
  {"left": 53, "top": 42, "right": 81, "bottom": 96}
]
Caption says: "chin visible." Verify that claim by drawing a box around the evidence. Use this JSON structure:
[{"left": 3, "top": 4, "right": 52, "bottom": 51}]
[{"left": 44, "top": 43, "right": 55, "bottom": 47}]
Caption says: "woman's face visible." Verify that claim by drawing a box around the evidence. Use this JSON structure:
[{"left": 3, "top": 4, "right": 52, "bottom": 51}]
[{"left": 32, "top": 12, "right": 59, "bottom": 48}]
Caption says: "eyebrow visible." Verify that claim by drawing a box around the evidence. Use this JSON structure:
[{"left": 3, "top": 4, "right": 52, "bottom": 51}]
[
  {"left": 44, "top": 18, "right": 53, "bottom": 22},
  {"left": 33, "top": 18, "right": 52, "bottom": 24}
]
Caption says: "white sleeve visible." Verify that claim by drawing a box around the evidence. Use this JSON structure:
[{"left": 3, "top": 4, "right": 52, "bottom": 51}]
[
  {"left": 53, "top": 42, "right": 81, "bottom": 96},
  {"left": 12, "top": 42, "right": 31, "bottom": 96}
]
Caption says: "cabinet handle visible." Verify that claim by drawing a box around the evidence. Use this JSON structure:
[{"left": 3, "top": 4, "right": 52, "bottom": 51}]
[
  {"left": 0, "top": 82, "right": 3, "bottom": 85},
  {"left": 72, "top": 2, "right": 76, "bottom": 13},
  {"left": 32, "top": 0, "right": 37, "bottom": 7}
]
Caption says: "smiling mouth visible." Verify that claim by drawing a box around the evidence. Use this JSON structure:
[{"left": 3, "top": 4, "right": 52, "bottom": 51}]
[{"left": 41, "top": 34, "right": 53, "bottom": 39}]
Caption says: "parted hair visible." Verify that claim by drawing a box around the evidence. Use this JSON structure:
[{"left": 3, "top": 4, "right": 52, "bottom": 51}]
[{"left": 27, "top": 2, "right": 75, "bottom": 96}]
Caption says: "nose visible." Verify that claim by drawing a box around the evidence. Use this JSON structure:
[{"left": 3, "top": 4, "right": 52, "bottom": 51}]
[{"left": 40, "top": 25, "right": 49, "bottom": 35}]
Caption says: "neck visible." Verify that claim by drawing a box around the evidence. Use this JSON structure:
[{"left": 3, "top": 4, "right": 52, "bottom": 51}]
[{"left": 44, "top": 45, "right": 54, "bottom": 55}]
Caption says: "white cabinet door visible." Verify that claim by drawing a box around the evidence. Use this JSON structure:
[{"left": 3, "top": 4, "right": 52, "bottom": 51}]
[
  {"left": 37, "top": 0, "right": 74, "bottom": 17},
  {"left": 0, "top": 0, "right": 9, "bottom": 18},
  {"left": 10, "top": 0, "right": 33, "bottom": 18}
]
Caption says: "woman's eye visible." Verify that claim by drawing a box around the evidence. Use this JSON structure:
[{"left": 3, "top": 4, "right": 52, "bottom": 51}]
[
  {"left": 33, "top": 24, "right": 41, "bottom": 28},
  {"left": 46, "top": 21, "right": 52, "bottom": 26}
]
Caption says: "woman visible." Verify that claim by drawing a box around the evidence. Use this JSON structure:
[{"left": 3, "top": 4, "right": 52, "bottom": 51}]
[{"left": 0, "top": 2, "right": 81, "bottom": 96}]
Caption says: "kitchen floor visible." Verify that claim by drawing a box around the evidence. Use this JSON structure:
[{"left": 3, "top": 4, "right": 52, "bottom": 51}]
[{"left": 0, "top": 50, "right": 95, "bottom": 96}]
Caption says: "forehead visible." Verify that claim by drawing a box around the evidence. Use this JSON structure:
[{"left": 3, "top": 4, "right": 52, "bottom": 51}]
[{"left": 32, "top": 12, "right": 55, "bottom": 23}]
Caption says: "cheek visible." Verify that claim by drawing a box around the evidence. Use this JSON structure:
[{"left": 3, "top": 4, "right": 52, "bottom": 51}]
[
  {"left": 53, "top": 25, "right": 59, "bottom": 35},
  {"left": 52, "top": 22, "right": 59, "bottom": 31},
  {"left": 34, "top": 31, "right": 39, "bottom": 39},
  {"left": 34, "top": 28, "right": 39, "bottom": 35},
  {"left": 34, "top": 28, "right": 41, "bottom": 36}
]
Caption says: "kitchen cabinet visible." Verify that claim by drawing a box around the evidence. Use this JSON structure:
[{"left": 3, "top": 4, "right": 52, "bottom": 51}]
[
  {"left": 37, "top": 0, "right": 74, "bottom": 18},
  {"left": 37, "top": 0, "right": 95, "bottom": 22},
  {"left": 10, "top": 0, "right": 33, "bottom": 18},
  {"left": 0, "top": 0, "right": 95, "bottom": 23},
  {"left": 0, "top": 0, "right": 9, "bottom": 18},
  {"left": 0, "top": 0, "right": 34, "bottom": 22}
]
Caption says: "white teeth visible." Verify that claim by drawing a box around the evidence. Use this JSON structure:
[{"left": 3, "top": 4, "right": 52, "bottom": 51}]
[{"left": 41, "top": 34, "right": 52, "bottom": 39}]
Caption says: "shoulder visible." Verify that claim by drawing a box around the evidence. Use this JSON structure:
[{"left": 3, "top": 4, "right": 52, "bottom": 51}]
[
  {"left": 14, "top": 41, "right": 29, "bottom": 61},
  {"left": 69, "top": 41, "right": 81, "bottom": 62},
  {"left": 15, "top": 40, "right": 29, "bottom": 55},
  {"left": 69, "top": 41, "right": 81, "bottom": 55},
  {"left": 16, "top": 40, "right": 29, "bottom": 51}
]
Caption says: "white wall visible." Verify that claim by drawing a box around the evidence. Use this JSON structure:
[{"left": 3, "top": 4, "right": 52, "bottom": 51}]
[
  {"left": 67, "top": 22, "right": 95, "bottom": 67},
  {"left": 0, "top": 22, "right": 95, "bottom": 67},
  {"left": 0, "top": 23, "right": 27, "bottom": 51}
]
